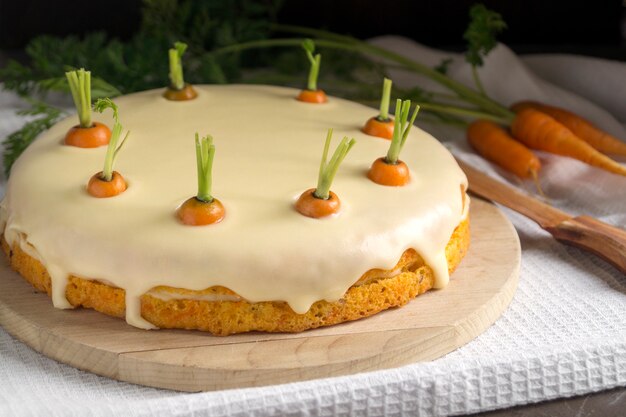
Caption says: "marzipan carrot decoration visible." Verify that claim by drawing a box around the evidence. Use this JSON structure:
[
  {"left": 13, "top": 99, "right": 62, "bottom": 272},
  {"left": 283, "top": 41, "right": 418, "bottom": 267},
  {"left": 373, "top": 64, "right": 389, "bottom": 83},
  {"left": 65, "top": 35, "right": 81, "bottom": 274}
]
[
  {"left": 64, "top": 69, "right": 111, "bottom": 148},
  {"left": 87, "top": 98, "right": 130, "bottom": 198},
  {"left": 511, "top": 108, "right": 626, "bottom": 177},
  {"left": 163, "top": 42, "right": 198, "bottom": 101},
  {"left": 362, "top": 77, "right": 394, "bottom": 139},
  {"left": 368, "top": 99, "right": 419, "bottom": 186},
  {"left": 296, "top": 39, "right": 327, "bottom": 103},
  {"left": 177, "top": 134, "right": 225, "bottom": 225},
  {"left": 295, "top": 129, "right": 356, "bottom": 218},
  {"left": 511, "top": 101, "right": 626, "bottom": 157}
]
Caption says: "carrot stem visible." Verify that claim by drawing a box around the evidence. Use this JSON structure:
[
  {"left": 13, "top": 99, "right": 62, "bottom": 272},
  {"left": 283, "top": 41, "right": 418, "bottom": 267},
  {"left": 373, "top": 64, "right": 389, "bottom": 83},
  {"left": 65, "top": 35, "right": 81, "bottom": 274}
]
[
  {"left": 94, "top": 98, "right": 129, "bottom": 181},
  {"left": 169, "top": 42, "right": 188, "bottom": 90},
  {"left": 386, "top": 99, "right": 419, "bottom": 164},
  {"left": 314, "top": 129, "right": 356, "bottom": 200},
  {"left": 302, "top": 39, "right": 321, "bottom": 91},
  {"left": 378, "top": 78, "right": 392, "bottom": 120},
  {"left": 195, "top": 133, "right": 215, "bottom": 203},
  {"left": 267, "top": 25, "right": 515, "bottom": 118},
  {"left": 66, "top": 69, "right": 92, "bottom": 128},
  {"left": 213, "top": 37, "right": 513, "bottom": 125},
  {"left": 213, "top": 36, "right": 509, "bottom": 117},
  {"left": 415, "top": 102, "right": 511, "bottom": 124},
  {"left": 471, "top": 65, "right": 487, "bottom": 96}
]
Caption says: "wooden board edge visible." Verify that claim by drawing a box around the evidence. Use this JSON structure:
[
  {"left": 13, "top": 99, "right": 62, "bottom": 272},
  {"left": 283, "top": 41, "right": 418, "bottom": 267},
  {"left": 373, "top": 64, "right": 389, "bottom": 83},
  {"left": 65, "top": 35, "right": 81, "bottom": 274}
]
[
  {"left": 117, "top": 326, "right": 457, "bottom": 392},
  {"left": 0, "top": 299, "right": 119, "bottom": 378}
]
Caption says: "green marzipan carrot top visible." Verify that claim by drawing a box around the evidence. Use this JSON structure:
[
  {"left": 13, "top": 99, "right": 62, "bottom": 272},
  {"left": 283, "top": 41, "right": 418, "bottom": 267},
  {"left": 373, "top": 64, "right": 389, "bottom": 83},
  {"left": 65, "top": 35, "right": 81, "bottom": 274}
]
[
  {"left": 314, "top": 129, "right": 356, "bottom": 199},
  {"left": 386, "top": 99, "right": 420, "bottom": 164},
  {"left": 194, "top": 133, "right": 216, "bottom": 203},
  {"left": 302, "top": 39, "right": 321, "bottom": 91},
  {"left": 377, "top": 78, "right": 392, "bottom": 121},
  {"left": 66, "top": 69, "right": 92, "bottom": 128},
  {"left": 169, "top": 42, "right": 188, "bottom": 90},
  {"left": 93, "top": 98, "right": 130, "bottom": 181}
]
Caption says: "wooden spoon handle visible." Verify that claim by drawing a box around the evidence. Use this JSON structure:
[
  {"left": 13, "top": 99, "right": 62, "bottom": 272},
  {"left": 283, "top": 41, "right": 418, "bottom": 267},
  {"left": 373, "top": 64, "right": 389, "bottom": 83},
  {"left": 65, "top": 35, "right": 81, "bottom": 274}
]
[
  {"left": 457, "top": 159, "right": 626, "bottom": 274},
  {"left": 545, "top": 215, "right": 626, "bottom": 274}
]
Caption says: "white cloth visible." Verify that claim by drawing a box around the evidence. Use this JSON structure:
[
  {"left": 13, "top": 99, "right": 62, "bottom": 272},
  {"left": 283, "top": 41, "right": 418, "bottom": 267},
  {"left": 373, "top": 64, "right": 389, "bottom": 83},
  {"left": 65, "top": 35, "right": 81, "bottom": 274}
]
[{"left": 1, "top": 39, "right": 625, "bottom": 417}]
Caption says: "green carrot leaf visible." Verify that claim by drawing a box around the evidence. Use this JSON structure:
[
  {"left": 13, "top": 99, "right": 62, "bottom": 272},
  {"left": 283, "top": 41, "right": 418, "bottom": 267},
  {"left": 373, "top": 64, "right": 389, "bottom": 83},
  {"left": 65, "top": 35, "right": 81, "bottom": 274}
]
[
  {"left": 174, "top": 41, "right": 188, "bottom": 58},
  {"left": 434, "top": 58, "right": 453, "bottom": 75},
  {"left": 2, "top": 100, "right": 64, "bottom": 178},
  {"left": 464, "top": 4, "right": 506, "bottom": 67},
  {"left": 301, "top": 38, "right": 315, "bottom": 54},
  {"left": 93, "top": 97, "right": 120, "bottom": 124},
  {"left": 463, "top": 4, "right": 506, "bottom": 95}
]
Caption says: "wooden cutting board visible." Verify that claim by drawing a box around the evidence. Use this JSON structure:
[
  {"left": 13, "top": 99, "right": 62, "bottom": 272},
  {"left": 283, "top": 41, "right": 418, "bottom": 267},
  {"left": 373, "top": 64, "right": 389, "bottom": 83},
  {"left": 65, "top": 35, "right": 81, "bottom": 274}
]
[{"left": 0, "top": 198, "right": 520, "bottom": 392}]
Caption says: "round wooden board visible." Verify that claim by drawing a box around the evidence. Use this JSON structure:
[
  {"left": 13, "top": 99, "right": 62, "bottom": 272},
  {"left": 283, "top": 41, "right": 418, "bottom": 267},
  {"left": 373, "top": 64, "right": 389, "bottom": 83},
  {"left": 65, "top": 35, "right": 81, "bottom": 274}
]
[{"left": 0, "top": 198, "right": 519, "bottom": 392}]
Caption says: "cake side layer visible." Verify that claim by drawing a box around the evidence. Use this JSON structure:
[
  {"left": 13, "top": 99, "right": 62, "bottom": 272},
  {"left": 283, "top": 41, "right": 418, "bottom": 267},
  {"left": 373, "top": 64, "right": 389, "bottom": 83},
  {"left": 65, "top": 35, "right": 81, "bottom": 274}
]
[
  {"left": 0, "top": 85, "right": 468, "bottom": 328},
  {"left": 1, "top": 218, "right": 468, "bottom": 335}
]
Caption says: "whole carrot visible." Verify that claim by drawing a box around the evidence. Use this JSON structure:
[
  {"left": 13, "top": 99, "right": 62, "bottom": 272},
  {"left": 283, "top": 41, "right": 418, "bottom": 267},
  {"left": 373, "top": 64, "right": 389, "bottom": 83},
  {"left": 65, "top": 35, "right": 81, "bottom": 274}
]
[
  {"left": 511, "top": 101, "right": 626, "bottom": 157},
  {"left": 467, "top": 120, "right": 541, "bottom": 179},
  {"left": 511, "top": 108, "right": 626, "bottom": 177}
]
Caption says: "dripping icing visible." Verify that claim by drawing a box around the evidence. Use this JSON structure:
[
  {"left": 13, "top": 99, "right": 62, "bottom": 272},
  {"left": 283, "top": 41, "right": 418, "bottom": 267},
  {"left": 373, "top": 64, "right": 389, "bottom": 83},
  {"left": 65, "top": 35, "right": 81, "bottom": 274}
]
[{"left": 1, "top": 85, "right": 467, "bottom": 328}]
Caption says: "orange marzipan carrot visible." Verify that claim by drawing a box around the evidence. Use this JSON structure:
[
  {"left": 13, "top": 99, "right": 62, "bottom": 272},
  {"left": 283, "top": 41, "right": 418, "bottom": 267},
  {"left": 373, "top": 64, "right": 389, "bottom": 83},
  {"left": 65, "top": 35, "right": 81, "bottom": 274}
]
[
  {"left": 367, "top": 157, "right": 410, "bottom": 186},
  {"left": 87, "top": 171, "right": 127, "bottom": 198},
  {"left": 297, "top": 89, "right": 328, "bottom": 104},
  {"left": 362, "top": 117, "right": 394, "bottom": 140},
  {"left": 511, "top": 101, "right": 626, "bottom": 157},
  {"left": 177, "top": 197, "right": 225, "bottom": 225},
  {"left": 467, "top": 119, "right": 541, "bottom": 179},
  {"left": 294, "top": 188, "right": 340, "bottom": 218},
  {"left": 163, "top": 84, "right": 198, "bottom": 101},
  {"left": 511, "top": 108, "right": 626, "bottom": 176},
  {"left": 65, "top": 122, "right": 111, "bottom": 148}
]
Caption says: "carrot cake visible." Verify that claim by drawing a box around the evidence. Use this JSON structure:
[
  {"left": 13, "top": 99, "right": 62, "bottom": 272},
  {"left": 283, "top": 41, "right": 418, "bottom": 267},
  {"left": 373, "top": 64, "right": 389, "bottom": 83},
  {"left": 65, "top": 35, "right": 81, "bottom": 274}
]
[{"left": 0, "top": 85, "right": 469, "bottom": 335}]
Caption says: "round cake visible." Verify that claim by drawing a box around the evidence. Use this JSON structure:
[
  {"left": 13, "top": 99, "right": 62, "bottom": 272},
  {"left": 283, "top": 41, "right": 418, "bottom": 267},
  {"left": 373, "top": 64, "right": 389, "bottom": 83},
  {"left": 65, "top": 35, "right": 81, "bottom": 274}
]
[{"left": 0, "top": 85, "right": 469, "bottom": 335}]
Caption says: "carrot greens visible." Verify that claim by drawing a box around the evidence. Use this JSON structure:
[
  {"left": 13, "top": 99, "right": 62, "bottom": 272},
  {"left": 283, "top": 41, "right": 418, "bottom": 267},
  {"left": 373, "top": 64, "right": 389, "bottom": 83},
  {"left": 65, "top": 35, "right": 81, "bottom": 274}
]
[
  {"left": 169, "top": 42, "right": 188, "bottom": 90},
  {"left": 314, "top": 129, "right": 356, "bottom": 200},
  {"left": 195, "top": 133, "right": 216, "bottom": 203},
  {"left": 2, "top": 101, "right": 63, "bottom": 177},
  {"left": 2, "top": 4, "right": 524, "bottom": 175},
  {"left": 66, "top": 69, "right": 92, "bottom": 128},
  {"left": 211, "top": 29, "right": 514, "bottom": 122},
  {"left": 386, "top": 99, "right": 419, "bottom": 164},
  {"left": 93, "top": 98, "right": 130, "bottom": 182},
  {"left": 378, "top": 78, "right": 392, "bottom": 121},
  {"left": 463, "top": 4, "right": 507, "bottom": 95},
  {"left": 302, "top": 39, "right": 321, "bottom": 91}
]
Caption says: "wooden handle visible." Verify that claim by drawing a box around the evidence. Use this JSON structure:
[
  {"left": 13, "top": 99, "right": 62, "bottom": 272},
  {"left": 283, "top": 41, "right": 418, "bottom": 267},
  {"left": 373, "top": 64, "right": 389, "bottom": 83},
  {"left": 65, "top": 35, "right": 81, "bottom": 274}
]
[
  {"left": 457, "top": 159, "right": 626, "bottom": 274},
  {"left": 457, "top": 160, "right": 570, "bottom": 228},
  {"left": 545, "top": 215, "right": 626, "bottom": 274}
]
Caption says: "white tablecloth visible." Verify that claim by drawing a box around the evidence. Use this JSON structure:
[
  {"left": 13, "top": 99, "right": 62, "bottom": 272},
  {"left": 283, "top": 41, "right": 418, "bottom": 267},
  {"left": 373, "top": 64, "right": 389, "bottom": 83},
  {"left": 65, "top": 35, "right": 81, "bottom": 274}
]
[{"left": 1, "top": 39, "right": 625, "bottom": 417}]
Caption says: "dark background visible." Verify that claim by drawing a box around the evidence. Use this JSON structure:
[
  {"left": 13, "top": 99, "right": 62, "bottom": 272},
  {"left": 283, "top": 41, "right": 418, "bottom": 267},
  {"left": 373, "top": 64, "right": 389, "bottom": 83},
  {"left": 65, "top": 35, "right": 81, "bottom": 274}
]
[{"left": 1, "top": 0, "right": 624, "bottom": 59}]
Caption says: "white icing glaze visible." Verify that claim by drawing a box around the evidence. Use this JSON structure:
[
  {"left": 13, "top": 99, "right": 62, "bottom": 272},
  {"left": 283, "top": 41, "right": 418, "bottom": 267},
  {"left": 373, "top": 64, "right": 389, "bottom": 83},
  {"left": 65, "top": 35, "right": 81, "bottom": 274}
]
[{"left": 1, "top": 85, "right": 467, "bottom": 329}]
